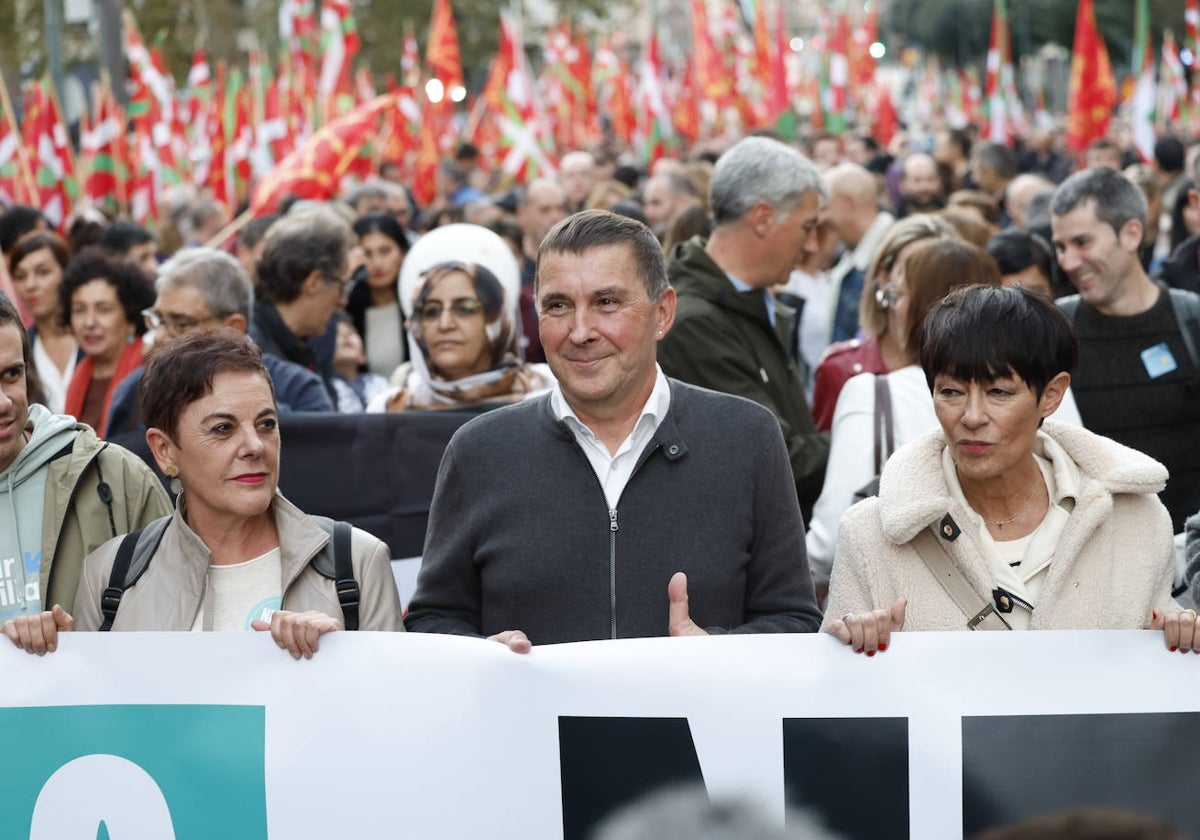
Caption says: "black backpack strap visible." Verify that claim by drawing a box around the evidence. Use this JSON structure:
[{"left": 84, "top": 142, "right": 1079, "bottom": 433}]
[
  {"left": 1056, "top": 294, "right": 1081, "bottom": 322},
  {"left": 1166, "top": 287, "right": 1200, "bottom": 375},
  {"left": 333, "top": 521, "right": 358, "bottom": 631},
  {"left": 100, "top": 530, "right": 142, "bottom": 632},
  {"left": 308, "top": 516, "right": 360, "bottom": 631},
  {"left": 98, "top": 516, "right": 171, "bottom": 632}
]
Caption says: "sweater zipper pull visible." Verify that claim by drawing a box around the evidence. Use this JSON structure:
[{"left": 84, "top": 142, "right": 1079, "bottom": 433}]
[{"left": 609, "top": 509, "right": 619, "bottom": 532}]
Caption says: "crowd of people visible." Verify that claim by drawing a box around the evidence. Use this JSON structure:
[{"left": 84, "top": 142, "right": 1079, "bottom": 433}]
[
  {"left": 1, "top": 129, "right": 1199, "bottom": 644},
  {"left": 5, "top": 116, "right": 1200, "bottom": 833}
]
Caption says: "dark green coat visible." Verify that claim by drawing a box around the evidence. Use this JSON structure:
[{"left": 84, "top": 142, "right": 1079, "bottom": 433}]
[{"left": 659, "top": 237, "right": 830, "bottom": 521}]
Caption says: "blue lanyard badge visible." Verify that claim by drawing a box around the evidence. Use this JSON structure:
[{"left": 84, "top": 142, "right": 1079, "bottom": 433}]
[{"left": 1141, "top": 343, "right": 1178, "bottom": 379}]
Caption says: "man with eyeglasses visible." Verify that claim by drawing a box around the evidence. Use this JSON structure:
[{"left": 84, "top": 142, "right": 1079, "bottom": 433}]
[
  {"left": 105, "top": 249, "right": 333, "bottom": 436},
  {"left": 249, "top": 206, "right": 356, "bottom": 404}
]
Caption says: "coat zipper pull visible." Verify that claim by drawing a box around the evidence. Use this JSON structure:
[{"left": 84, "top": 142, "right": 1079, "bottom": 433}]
[
  {"left": 759, "top": 367, "right": 769, "bottom": 383},
  {"left": 609, "top": 509, "right": 619, "bottom": 532}
]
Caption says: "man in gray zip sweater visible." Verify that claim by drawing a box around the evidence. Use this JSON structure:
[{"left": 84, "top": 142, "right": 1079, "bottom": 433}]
[{"left": 405, "top": 211, "right": 822, "bottom": 649}]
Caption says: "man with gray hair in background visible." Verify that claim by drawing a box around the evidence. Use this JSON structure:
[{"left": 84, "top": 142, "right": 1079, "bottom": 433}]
[
  {"left": 105, "top": 247, "right": 333, "bottom": 435},
  {"left": 657, "top": 136, "right": 831, "bottom": 521}
]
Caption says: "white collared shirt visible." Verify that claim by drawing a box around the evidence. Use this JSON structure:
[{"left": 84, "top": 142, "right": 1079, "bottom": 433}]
[{"left": 551, "top": 365, "right": 672, "bottom": 510}]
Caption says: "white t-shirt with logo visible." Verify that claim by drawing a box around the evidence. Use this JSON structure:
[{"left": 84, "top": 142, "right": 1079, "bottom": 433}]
[{"left": 190, "top": 547, "right": 284, "bottom": 631}]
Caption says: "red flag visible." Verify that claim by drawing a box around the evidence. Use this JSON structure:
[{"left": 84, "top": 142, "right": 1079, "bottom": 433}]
[
  {"left": 412, "top": 103, "right": 441, "bottom": 207},
  {"left": 427, "top": 0, "right": 465, "bottom": 93},
  {"left": 81, "top": 79, "right": 129, "bottom": 212},
  {"left": 318, "top": 0, "right": 360, "bottom": 122},
  {"left": 873, "top": 80, "right": 898, "bottom": 146},
  {"left": 401, "top": 26, "right": 422, "bottom": 90},
  {"left": 594, "top": 35, "right": 635, "bottom": 146},
  {"left": 671, "top": 60, "right": 701, "bottom": 144},
  {"left": 769, "top": 0, "right": 790, "bottom": 120},
  {"left": 21, "top": 80, "right": 79, "bottom": 230},
  {"left": 0, "top": 77, "right": 35, "bottom": 207},
  {"left": 479, "top": 11, "right": 556, "bottom": 183},
  {"left": 690, "top": 0, "right": 732, "bottom": 111},
  {"left": 1065, "top": 0, "right": 1117, "bottom": 154},
  {"left": 252, "top": 93, "right": 397, "bottom": 215}
]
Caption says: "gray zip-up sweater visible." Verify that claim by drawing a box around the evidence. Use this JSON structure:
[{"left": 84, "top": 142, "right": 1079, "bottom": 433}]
[{"left": 406, "top": 379, "right": 822, "bottom": 644}]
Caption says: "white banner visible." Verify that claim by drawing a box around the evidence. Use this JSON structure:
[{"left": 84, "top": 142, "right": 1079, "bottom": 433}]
[{"left": 3, "top": 631, "right": 1199, "bottom": 839}]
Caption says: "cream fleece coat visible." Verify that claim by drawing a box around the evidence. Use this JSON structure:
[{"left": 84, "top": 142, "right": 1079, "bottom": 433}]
[{"left": 823, "top": 421, "right": 1178, "bottom": 632}]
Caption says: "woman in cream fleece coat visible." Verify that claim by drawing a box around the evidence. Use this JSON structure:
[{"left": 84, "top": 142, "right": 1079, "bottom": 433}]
[{"left": 823, "top": 285, "right": 1193, "bottom": 653}]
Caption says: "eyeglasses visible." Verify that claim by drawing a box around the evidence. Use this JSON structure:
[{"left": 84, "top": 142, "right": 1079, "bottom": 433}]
[
  {"left": 324, "top": 273, "right": 355, "bottom": 296},
  {"left": 417, "top": 298, "right": 485, "bottom": 322},
  {"left": 142, "top": 308, "right": 222, "bottom": 337}
]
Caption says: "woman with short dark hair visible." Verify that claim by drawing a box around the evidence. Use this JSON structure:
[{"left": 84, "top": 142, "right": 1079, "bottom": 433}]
[
  {"left": 3, "top": 329, "right": 404, "bottom": 657},
  {"left": 824, "top": 285, "right": 1193, "bottom": 653},
  {"left": 58, "top": 249, "right": 154, "bottom": 436}
]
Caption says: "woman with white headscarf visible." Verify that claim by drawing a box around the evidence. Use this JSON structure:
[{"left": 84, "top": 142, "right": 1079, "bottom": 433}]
[{"left": 368, "top": 224, "right": 553, "bottom": 412}]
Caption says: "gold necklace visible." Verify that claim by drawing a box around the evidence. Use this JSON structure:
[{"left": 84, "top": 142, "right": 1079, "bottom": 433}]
[{"left": 979, "top": 485, "right": 1041, "bottom": 530}]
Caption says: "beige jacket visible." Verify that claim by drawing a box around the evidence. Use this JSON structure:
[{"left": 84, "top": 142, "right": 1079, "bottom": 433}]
[
  {"left": 823, "top": 422, "right": 1178, "bottom": 632},
  {"left": 72, "top": 492, "right": 404, "bottom": 632}
]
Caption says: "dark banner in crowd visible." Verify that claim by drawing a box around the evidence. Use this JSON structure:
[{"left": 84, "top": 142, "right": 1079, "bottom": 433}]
[
  {"left": 3, "top": 632, "right": 1199, "bottom": 839},
  {"left": 111, "top": 410, "right": 476, "bottom": 559}
]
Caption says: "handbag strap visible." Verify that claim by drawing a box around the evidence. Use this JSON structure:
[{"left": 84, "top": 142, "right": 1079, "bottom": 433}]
[
  {"left": 872, "top": 374, "right": 896, "bottom": 474},
  {"left": 910, "top": 528, "right": 1011, "bottom": 631}
]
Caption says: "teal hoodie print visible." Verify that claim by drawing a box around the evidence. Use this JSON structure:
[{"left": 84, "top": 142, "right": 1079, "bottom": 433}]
[{"left": 0, "top": 404, "right": 78, "bottom": 621}]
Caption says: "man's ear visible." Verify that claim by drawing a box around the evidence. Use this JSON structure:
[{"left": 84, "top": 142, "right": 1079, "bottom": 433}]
[
  {"left": 1118, "top": 218, "right": 1145, "bottom": 253},
  {"left": 301, "top": 268, "right": 325, "bottom": 296},
  {"left": 748, "top": 201, "right": 774, "bottom": 238}
]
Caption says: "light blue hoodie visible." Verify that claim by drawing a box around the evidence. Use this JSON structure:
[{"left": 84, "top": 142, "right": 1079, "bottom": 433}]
[{"left": 0, "top": 404, "right": 78, "bottom": 622}]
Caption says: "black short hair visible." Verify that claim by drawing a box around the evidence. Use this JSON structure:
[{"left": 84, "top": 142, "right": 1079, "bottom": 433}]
[
  {"left": 99, "top": 221, "right": 155, "bottom": 255},
  {"left": 352, "top": 212, "right": 410, "bottom": 254},
  {"left": 58, "top": 248, "right": 156, "bottom": 334},
  {"left": 0, "top": 205, "right": 48, "bottom": 254},
  {"left": 1155, "top": 135, "right": 1186, "bottom": 173},
  {"left": 921, "top": 284, "right": 1077, "bottom": 400},
  {"left": 986, "top": 229, "right": 1057, "bottom": 287}
]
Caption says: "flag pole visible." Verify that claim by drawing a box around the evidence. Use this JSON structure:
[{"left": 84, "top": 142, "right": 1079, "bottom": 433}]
[{"left": 203, "top": 207, "right": 255, "bottom": 249}]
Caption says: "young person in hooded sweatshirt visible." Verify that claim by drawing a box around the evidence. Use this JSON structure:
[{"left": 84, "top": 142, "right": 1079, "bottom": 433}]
[{"left": 0, "top": 294, "right": 169, "bottom": 648}]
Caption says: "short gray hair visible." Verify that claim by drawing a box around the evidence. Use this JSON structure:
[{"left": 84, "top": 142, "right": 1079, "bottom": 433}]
[
  {"left": 1050, "top": 167, "right": 1148, "bottom": 234},
  {"left": 708, "top": 137, "right": 828, "bottom": 225},
  {"left": 156, "top": 247, "right": 254, "bottom": 320},
  {"left": 536, "top": 209, "right": 668, "bottom": 301}
]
